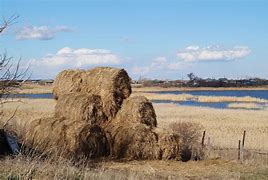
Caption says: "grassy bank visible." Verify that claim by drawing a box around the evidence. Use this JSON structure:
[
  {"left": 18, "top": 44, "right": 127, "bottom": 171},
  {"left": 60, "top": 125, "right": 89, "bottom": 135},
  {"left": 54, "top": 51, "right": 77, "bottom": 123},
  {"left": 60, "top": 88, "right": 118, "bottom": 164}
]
[
  {"left": 1, "top": 155, "right": 268, "bottom": 179},
  {"left": 133, "top": 86, "right": 268, "bottom": 92},
  {"left": 15, "top": 84, "right": 268, "bottom": 94}
]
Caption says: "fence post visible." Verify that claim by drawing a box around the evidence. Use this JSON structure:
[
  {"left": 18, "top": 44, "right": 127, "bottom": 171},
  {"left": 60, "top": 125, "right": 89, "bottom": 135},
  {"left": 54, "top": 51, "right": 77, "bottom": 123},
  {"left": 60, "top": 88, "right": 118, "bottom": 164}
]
[
  {"left": 201, "top": 130, "right": 206, "bottom": 147},
  {"left": 238, "top": 140, "right": 241, "bottom": 160},
  {"left": 240, "top": 141, "right": 244, "bottom": 162},
  {"left": 242, "top": 130, "right": 246, "bottom": 148}
]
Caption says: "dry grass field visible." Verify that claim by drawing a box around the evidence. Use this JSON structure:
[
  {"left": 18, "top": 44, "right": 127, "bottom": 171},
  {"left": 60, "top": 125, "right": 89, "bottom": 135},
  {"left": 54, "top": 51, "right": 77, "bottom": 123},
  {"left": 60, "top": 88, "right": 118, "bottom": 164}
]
[
  {"left": 3, "top": 97, "right": 268, "bottom": 151},
  {"left": 1, "top": 86, "right": 268, "bottom": 179}
]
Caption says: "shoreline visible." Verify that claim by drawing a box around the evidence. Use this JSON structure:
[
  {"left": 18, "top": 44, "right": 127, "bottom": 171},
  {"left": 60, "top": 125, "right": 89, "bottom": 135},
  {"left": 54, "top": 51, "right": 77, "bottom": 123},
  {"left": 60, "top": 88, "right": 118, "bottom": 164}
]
[
  {"left": 16, "top": 84, "right": 268, "bottom": 94},
  {"left": 133, "top": 86, "right": 268, "bottom": 92}
]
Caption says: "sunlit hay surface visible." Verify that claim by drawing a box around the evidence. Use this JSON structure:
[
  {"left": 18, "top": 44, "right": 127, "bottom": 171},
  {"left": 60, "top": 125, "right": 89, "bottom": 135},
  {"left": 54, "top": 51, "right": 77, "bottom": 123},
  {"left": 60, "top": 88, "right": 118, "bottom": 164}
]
[
  {"left": 52, "top": 67, "right": 132, "bottom": 118},
  {"left": 23, "top": 117, "right": 109, "bottom": 159},
  {"left": 115, "top": 96, "right": 157, "bottom": 127},
  {"left": 132, "top": 92, "right": 268, "bottom": 103},
  {"left": 54, "top": 93, "right": 108, "bottom": 125},
  {"left": 102, "top": 96, "right": 180, "bottom": 160}
]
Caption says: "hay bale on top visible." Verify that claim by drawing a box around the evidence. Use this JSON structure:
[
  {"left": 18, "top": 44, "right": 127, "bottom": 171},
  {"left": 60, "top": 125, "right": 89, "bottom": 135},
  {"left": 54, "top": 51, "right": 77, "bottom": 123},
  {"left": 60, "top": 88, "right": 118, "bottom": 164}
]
[
  {"left": 53, "top": 67, "right": 132, "bottom": 118},
  {"left": 24, "top": 117, "right": 109, "bottom": 159},
  {"left": 116, "top": 96, "right": 157, "bottom": 127},
  {"left": 55, "top": 93, "right": 107, "bottom": 125},
  {"left": 52, "top": 70, "right": 84, "bottom": 100}
]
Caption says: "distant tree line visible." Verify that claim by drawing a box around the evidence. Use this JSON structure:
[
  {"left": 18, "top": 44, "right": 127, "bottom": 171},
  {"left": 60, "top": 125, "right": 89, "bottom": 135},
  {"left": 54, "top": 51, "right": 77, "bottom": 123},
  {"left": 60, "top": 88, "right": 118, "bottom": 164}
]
[{"left": 135, "top": 73, "right": 268, "bottom": 88}]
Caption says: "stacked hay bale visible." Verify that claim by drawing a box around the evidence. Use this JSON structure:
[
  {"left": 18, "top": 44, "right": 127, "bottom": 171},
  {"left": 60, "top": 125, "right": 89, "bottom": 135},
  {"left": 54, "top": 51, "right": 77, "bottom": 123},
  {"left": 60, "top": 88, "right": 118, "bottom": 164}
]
[
  {"left": 3, "top": 67, "right": 181, "bottom": 160},
  {"left": 24, "top": 117, "right": 109, "bottom": 159},
  {"left": 103, "top": 96, "right": 180, "bottom": 160},
  {"left": 53, "top": 67, "right": 132, "bottom": 118},
  {"left": 54, "top": 93, "right": 108, "bottom": 125}
]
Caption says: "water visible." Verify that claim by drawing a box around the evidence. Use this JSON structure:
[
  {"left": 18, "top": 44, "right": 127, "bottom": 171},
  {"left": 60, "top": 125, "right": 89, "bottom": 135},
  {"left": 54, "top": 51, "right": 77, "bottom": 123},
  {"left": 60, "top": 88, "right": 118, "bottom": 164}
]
[
  {"left": 151, "top": 90, "right": 268, "bottom": 100},
  {"left": 153, "top": 100, "right": 230, "bottom": 109},
  {"left": 149, "top": 90, "right": 268, "bottom": 110},
  {"left": 8, "top": 93, "right": 53, "bottom": 99},
  {"left": 8, "top": 90, "right": 268, "bottom": 110}
]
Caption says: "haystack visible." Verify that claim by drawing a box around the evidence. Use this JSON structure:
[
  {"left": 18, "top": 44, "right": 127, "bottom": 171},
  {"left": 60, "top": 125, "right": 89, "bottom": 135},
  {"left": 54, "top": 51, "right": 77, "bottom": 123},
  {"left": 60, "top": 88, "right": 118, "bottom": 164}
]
[
  {"left": 103, "top": 121, "right": 159, "bottom": 159},
  {"left": 53, "top": 67, "right": 132, "bottom": 118},
  {"left": 153, "top": 128, "right": 181, "bottom": 160},
  {"left": 20, "top": 117, "right": 109, "bottom": 159},
  {"left": 103, "top": 121, "right": 180, "bottom": 160},
  {"left": 55, "top": 93, "right": 107, "bottom": 125},
  {"left": 52, "top": 70, "right": 84, "bottom": 98},
  {"left": 102, "top": 95, "right": 180, "bottom": 160},
  {"left": 116, "top": 96, "right": 157, "bottom": 127}
]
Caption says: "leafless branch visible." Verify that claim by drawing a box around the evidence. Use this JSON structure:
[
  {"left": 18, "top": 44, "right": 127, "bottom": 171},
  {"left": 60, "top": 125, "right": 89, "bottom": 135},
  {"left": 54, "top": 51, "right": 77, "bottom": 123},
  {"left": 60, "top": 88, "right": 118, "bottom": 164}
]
[{"left": 0, "top": 14, "right": 19, "bottom": 33}]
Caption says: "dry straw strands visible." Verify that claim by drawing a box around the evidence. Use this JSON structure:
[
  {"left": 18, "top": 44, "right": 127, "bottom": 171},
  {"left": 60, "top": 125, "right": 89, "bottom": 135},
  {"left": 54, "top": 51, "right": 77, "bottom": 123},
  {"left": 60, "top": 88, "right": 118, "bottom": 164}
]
[
  {"left": 23, "top": 117, "right": 109, "bottom": 159},
  {"left": 53, "top": 67, "right": 132, "bottom": 118},
  {"left": 55, "top": 93, "right": 108, "bottom": 125},
  {"left": 153, "top": 128, "right": 181, "bottom": 160},
  {"left": 116, "top": 96, "right": 157, "bottom": 127},
  {"left": 104, "top": 122, "right": 159, "bottom": 159},
  {"left": 103, "top": 121, "right": 180, "bottom": 160},
  {"left": 102, "top": 95, "right": 180, "bottom": 160}
]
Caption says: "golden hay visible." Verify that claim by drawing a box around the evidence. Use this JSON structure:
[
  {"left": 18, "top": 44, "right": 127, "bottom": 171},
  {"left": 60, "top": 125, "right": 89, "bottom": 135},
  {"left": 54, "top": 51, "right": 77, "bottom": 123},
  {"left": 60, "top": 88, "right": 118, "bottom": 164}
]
[
  {"left": 52, "top": 70, "right": 84, "bottom": 99},
  {"left": 103, "top": 122, "right": 158, "bottom": 159},
  {"left": 116, "top": 96, "right": 157, "bottom": 127},
  {"left": 54, "top": 93, "right": 107, "bottom": 125},
  {"left": 53, "top": 67, "right": 132, "bottom": 118},
  {"left": 103, "top": 121, "right": 180, "bottom": 160},
  {"left": 153, "top": 128, "right": 181, "bottom": 160},
  {"left": 5, "top": 117, "right": 109, "bottom": 159},
  {"left": 102, "top": 97, "right": 180, "bottom": 160}
]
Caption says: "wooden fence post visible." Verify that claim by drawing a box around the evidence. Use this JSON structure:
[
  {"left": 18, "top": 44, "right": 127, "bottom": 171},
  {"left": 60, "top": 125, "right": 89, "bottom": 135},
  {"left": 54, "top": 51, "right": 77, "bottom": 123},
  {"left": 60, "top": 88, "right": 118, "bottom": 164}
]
[
  {"left": 242, "top": 130, "right": 246, "bottom": 148},
  {"left": 201, "top": 130, "right": 206, "bottom": 147},
  {"left": 238, "top": 140, "right": 241, "bottom": 160}
]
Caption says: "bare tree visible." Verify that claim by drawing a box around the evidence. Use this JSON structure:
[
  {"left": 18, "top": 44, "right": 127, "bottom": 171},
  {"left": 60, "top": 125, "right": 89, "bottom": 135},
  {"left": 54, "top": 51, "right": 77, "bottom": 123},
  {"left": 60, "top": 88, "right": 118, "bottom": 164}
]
[{"left": 0, "top": 15, "right": 29, "bottom": 104}]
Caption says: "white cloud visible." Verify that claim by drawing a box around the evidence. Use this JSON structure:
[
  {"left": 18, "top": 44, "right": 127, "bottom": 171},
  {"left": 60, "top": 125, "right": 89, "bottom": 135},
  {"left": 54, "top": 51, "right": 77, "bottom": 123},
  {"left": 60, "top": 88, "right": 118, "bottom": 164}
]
[
  {"left": 132, "top": 56, "right": 191, "bottom": 75},
  {"left": 177, "top": 45, "right": 251, "bottom": 62},
  {"left": 32, "top": 47, "right": 120, "bottom": 68},
  {"left": 16, "top": 25, "right": 74, "bottom": 40}
]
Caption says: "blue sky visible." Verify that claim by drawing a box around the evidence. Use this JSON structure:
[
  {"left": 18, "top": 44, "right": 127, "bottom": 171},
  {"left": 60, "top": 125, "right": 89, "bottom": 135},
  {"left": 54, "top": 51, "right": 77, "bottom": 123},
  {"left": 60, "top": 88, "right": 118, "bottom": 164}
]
[{"left": 1, "top": 0, "right": 268, "bottom": 80}]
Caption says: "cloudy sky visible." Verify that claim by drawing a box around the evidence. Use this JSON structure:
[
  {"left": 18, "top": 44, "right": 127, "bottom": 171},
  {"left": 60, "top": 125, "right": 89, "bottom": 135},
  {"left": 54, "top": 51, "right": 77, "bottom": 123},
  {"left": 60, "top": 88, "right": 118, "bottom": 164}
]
[{"left": 1, "top": 0, "right": 268, "bottom": 80}]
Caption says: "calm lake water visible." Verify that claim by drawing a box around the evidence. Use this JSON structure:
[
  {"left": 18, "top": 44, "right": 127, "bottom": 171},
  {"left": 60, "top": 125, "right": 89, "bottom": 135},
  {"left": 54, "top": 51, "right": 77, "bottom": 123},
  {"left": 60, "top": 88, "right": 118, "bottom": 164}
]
[
  {"left": 10, "top": 90, "right": 268, "bottom": 110},
  {"left": 150, "top": 90, "right": 268, "bottom": 100},
  {"left": 148, "top": 90, "right": 268, "bottom": 110}
]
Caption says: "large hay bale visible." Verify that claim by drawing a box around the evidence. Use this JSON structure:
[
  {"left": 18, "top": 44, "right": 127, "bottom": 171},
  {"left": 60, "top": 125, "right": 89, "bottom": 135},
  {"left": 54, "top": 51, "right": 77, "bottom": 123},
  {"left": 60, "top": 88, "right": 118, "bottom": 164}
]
[
  {"left": 103, "top": 121, "right": 181, "bottom": 160},
  {"left": 52, "top": 70, "right": 84, "bottom": 98},
  {"left": 23, "top": 117, "right": 109, "bottom": 159},
  {"left": 54, "top": 93, "right": 107, "bottom": 125},
  {"left": 116, "top": 96, "right": 157, "bottom": 127},
  {"left": 103, "top": 122, "right": 159, "bottom": 159},
  {"left": 53, "top": 67, "right": 132, "bottom": 118},
  {"left": 153, "top": 128, "right": 181, "bottom": 160}
]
